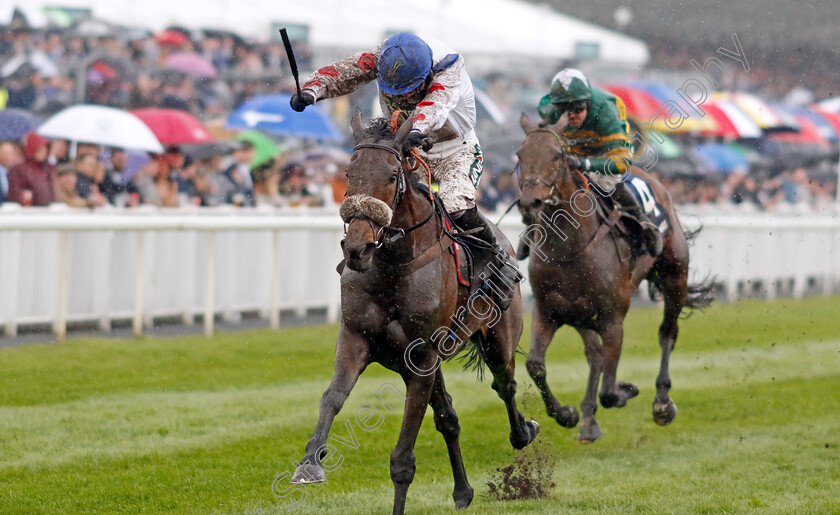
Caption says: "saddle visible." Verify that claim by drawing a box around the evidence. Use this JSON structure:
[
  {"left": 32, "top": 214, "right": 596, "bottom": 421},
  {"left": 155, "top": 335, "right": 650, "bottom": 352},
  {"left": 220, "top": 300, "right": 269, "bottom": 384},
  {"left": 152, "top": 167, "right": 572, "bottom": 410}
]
[{"left": 595, "top": 176, "right": 671, "bottom": 261}]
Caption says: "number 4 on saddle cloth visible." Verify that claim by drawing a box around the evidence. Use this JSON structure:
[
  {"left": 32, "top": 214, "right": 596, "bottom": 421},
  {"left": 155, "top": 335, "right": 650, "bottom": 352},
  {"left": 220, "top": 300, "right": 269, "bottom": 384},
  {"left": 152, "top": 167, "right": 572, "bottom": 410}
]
[{"left": 610, "top": 174, "right": 671, "bottom": 259}]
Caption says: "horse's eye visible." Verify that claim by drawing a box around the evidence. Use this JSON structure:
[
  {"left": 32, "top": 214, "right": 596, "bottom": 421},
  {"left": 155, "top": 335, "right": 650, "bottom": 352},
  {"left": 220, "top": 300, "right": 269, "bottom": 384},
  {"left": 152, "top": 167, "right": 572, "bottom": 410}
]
[
  {"left": 554, "top": 153, "right": 563, "bottom": 161},
  {"left": 388, "top": 174, "right": 397, "bottom": 184}
]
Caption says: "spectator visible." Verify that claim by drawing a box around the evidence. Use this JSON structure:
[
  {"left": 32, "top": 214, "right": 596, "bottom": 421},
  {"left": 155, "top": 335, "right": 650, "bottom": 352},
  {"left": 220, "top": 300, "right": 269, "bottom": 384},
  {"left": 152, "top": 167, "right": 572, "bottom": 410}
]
[
  {"left": 7, "top": 132, "right": 55, "bottom": 206},
  {"left": 0, "top": 140, "right": 23, "bottom": 203},
  {"left": 73, "top": 154, "right": 108, "bottom": 207},
  {"left": 221, "top": 141, "right": 255, "bottom": 206},
  {"left": 99, "top": 148, "right": 135, "bottom": 205},
  {"left": 133, "top": 154, "right": 179, "bottom": 207},
  {"left": 252, "top": 159, "right": 282, "bottom": 206},
  {"left": 54, "top": 163, "right": 89, "bottom": 207}
]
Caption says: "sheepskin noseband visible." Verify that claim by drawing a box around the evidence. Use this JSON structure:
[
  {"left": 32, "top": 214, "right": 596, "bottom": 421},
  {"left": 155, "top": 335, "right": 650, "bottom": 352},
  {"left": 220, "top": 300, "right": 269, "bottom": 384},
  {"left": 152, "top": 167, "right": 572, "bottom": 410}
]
[{"left": 340, "top": 194, "right": 394, "bottom": 227}]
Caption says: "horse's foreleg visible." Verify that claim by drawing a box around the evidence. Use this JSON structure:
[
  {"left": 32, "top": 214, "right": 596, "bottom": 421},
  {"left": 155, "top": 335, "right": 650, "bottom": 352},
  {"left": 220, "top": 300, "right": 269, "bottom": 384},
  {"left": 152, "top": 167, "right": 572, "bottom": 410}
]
[
  {"left": 653, "top": 278, "right": 686, "bottom": 425},
  {"left": 525, "top": 310, "right": 579, "bottom": 428},
  {"left": 429, "top": 369, "right": 473, "bottom": 509},
  {"left": 576, "top": 328, "right": 603, "bottom": 443},
  {"left": 391, "top": 368, "right": 436, "bottom": 515},
  {"left": 598, "top": 320, "right": 639, "bottom": 410},
  {"left": 291, "top": 328, "right": 368, "bottom": 484}
]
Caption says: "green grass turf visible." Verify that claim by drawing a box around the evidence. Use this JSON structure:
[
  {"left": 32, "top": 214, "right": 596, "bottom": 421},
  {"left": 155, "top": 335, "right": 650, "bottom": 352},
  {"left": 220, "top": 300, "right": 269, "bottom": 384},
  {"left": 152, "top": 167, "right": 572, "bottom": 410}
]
[{"left": 1, "top": 296, "right": 839, "bottom": 514}]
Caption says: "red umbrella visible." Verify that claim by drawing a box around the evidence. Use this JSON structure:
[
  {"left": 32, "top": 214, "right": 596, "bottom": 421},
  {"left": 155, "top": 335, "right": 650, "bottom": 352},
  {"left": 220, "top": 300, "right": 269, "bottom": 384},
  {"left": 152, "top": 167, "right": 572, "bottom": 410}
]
[
  {"left": 165, "top": 52, "right": 217, "bottom": 79},
  {"left": 700, "top": 101, "right": 763, "bottom": 139},
  {"left": 155, "top": 29, "right": 188, "bottom": 47},
  {"left": 769, "top": 114, "right": 830, "bottom": 148},
  {"left": 131, "top": 108, "right": 214, "bottom": 146},
  {"left": 601, "top": 84, "right": 662, "bottom": 119}
]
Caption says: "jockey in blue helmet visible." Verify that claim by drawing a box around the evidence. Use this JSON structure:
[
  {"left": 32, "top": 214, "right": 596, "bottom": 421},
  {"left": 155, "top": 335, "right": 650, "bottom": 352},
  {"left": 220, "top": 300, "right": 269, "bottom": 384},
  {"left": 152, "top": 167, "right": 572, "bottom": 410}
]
[{"left": 291, "top": 32, "right": 522, "bottom": 310}]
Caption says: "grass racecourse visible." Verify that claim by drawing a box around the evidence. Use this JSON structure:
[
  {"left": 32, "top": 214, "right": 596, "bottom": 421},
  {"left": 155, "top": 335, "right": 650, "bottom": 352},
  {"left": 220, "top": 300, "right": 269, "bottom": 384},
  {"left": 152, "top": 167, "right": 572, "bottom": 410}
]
[{"left": 1, "top": 296, "right": 839, "bottom": 514}]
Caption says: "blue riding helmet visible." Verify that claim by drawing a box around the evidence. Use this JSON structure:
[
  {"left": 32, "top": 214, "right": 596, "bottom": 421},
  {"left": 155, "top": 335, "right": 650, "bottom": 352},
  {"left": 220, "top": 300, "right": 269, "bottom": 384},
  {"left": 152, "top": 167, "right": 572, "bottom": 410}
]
[{"left": 376, "top": 33, "right": 433, "bottom": 96}]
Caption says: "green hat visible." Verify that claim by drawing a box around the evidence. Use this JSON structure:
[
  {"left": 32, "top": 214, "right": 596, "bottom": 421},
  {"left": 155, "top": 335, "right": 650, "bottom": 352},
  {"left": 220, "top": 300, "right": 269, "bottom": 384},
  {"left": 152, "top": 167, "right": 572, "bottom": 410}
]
[{"left": 548, "top": 68, "right": 592, "bottom": 104}]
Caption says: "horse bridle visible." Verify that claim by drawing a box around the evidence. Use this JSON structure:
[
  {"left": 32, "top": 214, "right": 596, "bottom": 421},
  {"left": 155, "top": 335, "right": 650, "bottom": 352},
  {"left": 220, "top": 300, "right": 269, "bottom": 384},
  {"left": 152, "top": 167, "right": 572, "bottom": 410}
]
[
  {"left": 518, "top": 128, "right": 582, "bottom": 207},
  {"left": 350, "top": 143, "right": 435, "bottom": 248}
]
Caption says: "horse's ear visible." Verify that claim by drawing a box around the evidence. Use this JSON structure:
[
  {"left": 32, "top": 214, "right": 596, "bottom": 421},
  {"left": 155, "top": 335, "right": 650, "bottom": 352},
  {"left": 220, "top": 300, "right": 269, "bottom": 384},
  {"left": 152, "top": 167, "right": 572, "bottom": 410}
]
[
  {"left": 550, "top": 111, "right": 569, "bottom": 132},
  {"left": 392, "top": 115, "right": 413, "bottom": 149},
  {"left": 350, "top": 107, "right": 364, "bottom": 144},
  {"left": 519, "top": 112, "right": 535, "bottom": 134}
]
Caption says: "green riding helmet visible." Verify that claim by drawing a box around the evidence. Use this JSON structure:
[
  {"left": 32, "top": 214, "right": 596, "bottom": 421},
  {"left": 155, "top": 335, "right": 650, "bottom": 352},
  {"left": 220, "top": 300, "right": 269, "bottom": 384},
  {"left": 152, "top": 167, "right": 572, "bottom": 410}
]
[{"left": 548, "top": 68, "right": 592, "bottom": 104}]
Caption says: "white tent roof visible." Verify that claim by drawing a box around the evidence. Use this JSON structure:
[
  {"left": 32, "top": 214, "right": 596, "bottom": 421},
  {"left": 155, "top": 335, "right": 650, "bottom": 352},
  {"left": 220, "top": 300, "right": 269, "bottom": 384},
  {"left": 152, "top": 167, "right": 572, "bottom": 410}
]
[{"left": 25, "top": 0, "right": 648, "bottom": 65}]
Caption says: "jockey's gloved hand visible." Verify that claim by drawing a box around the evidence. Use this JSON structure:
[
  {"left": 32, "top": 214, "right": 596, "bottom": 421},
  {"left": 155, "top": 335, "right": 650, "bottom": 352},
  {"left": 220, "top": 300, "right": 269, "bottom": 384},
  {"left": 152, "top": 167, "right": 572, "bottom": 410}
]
[
  {"left": 290, "top": 91, "right": 316, "bottom": 112},
  {"left": 402, "top": 131, "right": 432, "bottom": 157},
  {"left": 566, "top": 155, "right": 587, "bottom": 171}
]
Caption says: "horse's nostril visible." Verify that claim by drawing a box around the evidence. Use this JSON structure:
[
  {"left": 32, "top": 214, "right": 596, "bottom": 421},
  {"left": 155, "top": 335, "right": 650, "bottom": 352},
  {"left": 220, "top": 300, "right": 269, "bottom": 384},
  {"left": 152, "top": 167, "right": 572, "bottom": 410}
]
[{"left": 532, "top": 198, "right": 543, "bottom": 209}]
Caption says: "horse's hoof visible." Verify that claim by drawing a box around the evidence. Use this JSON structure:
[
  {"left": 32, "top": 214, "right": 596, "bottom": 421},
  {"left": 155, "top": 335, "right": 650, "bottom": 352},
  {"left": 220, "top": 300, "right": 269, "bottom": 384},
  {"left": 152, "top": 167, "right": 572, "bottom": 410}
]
[
  {"left": 652, "top": 399, "right": 677, "bottom": 426},
  {"left": 290, "top": 462, "right": 326, "bottom": 484},
  {"left": 554, "top": 405, "right": 580, "bottom": 428},
  {"left": 619, "top": 381, "right": 640, "bottom": 399},
  {"left": 578, "top": 422, "right": 602, "bottom": 444},
  {"left": 527, "top": 419, "right": 540, "bottom": 440},
  {"left": 453, "top": 485, "right": 474, "bottom": 509},
  {"left": 510, "top": 420, "right": 539, "bottom": 450}
]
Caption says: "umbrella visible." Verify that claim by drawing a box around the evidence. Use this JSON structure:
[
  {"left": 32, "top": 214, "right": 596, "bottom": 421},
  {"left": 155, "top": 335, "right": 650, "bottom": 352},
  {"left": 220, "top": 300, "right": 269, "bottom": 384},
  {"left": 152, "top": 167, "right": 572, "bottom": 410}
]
[
  {"left": 716, "top": 92, "right": 796, "bottom": 132},
  {"left": 225, "top": 94, "right": 344, "bottom": 141},
  {"left": 155, "top": 29, "right": 189, "bottom": 47},
  {"left": 817, "top": 96, "right": 840, "bottom": 114},
  {"left": 692, "top": 143, "right": 750, "bottom": 174},
  {"left": 72, "top": 19, "right": 114, "bottom": 38},
  {"left": 768, "top": 114, "right": 830, "bottom": 148},
  {"left": 1, "top": 54, "right": 58, "bottom": 78},
  {"left": 236, "top": 130, "right": 280, "bottom": 169},
  {"left": 131, "top": 108, "right": 214, "bottom": 146},
  {"left": 792, "top": 108, "right": 838, "bottom": 142},
  {"left": 38, "top": 105, "right": 164, "bottom": 153},
  {"left": 625, "top": 81, "right": 717, "bottom": 133},
  {"left": 164, "top": 52, "right": 217, "bottom": 79},
  {"left": 700, "top": 100, "right": 763, "bottom": 139},
  {"left": 0, "top": 6, "right": 48, "bottom": 30},
  {"left": 0, "top": 109, "right": 41, "bottom": 141}
]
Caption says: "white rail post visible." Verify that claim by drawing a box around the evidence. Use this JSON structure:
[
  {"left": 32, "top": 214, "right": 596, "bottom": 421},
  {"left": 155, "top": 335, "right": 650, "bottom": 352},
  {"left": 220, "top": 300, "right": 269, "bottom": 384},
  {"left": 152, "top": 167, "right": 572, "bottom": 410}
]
[
  {"left": 204, "top": 231, "right": 217, "bottom": 337},
  {"left": 270, "top": 229, "right": 282, "bottom": 329},
  {"left": 133, "top": 230, "right": 146, "bottom": 337},
  {"left": 5, "top": 230, "right": 21, "bottom": 337},
  {"left": 327, "top": 229, "right": 342, "bottom": 323},
  {"left": 55, "top": 230, "right": 69, "bottom": 342}
]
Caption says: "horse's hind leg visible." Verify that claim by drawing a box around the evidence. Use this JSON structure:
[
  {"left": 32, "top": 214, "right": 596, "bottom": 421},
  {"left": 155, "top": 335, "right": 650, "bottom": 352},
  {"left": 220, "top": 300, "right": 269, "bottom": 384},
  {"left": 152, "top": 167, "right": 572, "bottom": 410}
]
[
  {"left": 429, "top": 369, "right": 473, "bottom": 509},
  {"left": 651, "top": 268, "right": 687, "bottom": 425},
  {"left": 525, "top": 308, "right": 579, "bottom": 428},
  {"left": 291, "top": 328, "right": 368, "bottom": 484},
  {"left": 598, "top": 319, "right": 639, "bottom": 410},
  {"left": 576, "top": 327, "right": 603, "bottom": 443},
  {"left": 484, "top": 318, "right": 540, "bottom": 450},
  {"left": 391, "top": 368, "right": 436, "bottom": 515}
]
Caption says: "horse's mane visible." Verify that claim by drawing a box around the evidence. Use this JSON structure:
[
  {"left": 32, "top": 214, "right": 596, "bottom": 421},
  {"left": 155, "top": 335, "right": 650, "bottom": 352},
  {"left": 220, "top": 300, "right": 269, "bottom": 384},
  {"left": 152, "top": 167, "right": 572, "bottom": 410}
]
[
  {"left": 358, "top": 117, "right": 422, "bottom": 188},
  {"left": 362, "top": 118, "right": 397, "bottom": 143}
]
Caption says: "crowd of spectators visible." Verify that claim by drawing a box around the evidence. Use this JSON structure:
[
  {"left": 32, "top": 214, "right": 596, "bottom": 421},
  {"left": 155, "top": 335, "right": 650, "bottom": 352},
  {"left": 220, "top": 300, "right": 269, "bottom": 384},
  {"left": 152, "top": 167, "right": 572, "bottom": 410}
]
[{"left": 0, "top": 13, "right": 836, "bottom": 215}]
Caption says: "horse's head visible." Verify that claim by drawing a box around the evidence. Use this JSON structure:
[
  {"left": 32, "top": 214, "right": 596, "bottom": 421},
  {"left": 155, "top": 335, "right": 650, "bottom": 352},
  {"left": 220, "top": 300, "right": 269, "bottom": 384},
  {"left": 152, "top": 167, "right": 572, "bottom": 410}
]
[
  {"left": 339, "top": 109, "right": 414, "bottom": 272},
  {"left": 516, "top": 112, "right": 575, "bottom": 225}
]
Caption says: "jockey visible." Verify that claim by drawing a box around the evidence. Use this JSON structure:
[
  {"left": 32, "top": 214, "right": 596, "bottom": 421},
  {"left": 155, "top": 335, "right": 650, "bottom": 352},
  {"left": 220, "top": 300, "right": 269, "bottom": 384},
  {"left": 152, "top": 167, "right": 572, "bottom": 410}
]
[
  {"left": 291, "top": 32, "right": 522, "bottom": 309},
  {"left": 535, "top": 68, "right": 663, "bottom": 257}
]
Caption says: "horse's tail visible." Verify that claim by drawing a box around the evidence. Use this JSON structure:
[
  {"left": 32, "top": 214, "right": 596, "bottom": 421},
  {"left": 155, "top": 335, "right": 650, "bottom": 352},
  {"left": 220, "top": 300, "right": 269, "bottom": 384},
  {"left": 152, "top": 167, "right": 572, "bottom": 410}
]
[
  {"left": 648, "top": 222, "right": 715, "bottom": 317},
  {"left": 454, "top": 332, "right": 487, "bottom": 381}
]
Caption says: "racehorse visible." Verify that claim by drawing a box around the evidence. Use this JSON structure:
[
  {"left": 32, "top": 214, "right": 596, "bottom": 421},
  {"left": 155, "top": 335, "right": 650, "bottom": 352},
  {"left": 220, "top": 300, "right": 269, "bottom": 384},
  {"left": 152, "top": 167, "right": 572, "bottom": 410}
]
[
  {"left": 516, "top": 113, "right": 712, "bottom": 443},
  {"left": 290, "top": 111, "right": 539, "bottom": 514}
]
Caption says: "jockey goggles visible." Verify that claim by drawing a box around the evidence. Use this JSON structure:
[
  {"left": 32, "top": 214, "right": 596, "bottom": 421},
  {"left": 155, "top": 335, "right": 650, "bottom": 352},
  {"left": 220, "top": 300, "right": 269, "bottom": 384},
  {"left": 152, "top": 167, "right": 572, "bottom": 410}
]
[{"left": 557, "top": 100, "right": 590, "bottom": 114}]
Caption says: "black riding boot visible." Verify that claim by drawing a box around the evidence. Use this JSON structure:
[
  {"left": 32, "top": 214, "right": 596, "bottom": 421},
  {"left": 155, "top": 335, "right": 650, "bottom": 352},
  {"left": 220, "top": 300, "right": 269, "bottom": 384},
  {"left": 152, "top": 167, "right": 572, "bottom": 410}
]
[
  {"left": 612, "top": 182, "right": 663, "bottom": 257},
  {"left": 453, "top": 206, "right": 524, "bottom": 311}
]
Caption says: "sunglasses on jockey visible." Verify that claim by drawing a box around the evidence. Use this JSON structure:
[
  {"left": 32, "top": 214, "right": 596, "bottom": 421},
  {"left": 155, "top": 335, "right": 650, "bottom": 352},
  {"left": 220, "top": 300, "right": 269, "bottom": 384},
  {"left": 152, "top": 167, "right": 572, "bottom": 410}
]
[{"left": 557, "top": 100, "right": 590, "bottom": 114}]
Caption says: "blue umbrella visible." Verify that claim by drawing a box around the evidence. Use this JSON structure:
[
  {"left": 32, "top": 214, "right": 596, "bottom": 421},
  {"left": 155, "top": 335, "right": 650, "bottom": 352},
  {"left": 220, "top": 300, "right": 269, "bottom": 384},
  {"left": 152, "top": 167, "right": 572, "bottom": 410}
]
[
  {"left": 0, "top": 108, "right": 41, "bottom": 141},
  {"left": 225, "top": 94, "right": 344, "bottom": 142},
  {"left": 692, "top": 143, "right": 750, "bottom": 174}
]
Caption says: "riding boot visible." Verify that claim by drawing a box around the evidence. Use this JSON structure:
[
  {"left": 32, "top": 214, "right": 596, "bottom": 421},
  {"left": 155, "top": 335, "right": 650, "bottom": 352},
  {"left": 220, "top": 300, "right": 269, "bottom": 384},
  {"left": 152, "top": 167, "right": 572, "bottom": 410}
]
[
  {"left": 612, "top": 182, "right": 663, "bottom": 257},
  {"left": 516, "top": 234, "right": 530, "bottom": 260},
  {"left": 453, "top": 206, "right": 524, "bottom": 311}
]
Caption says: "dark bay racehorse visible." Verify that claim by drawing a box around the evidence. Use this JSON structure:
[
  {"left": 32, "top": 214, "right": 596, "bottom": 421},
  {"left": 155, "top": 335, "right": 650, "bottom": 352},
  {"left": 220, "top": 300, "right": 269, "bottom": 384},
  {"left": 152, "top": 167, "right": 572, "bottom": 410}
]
[
  {"left": 291, "top": 111, "right": 538, "bottom": 514},
  {"left": 516, "top": 113, "right": 712, "bottom": 443}
]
